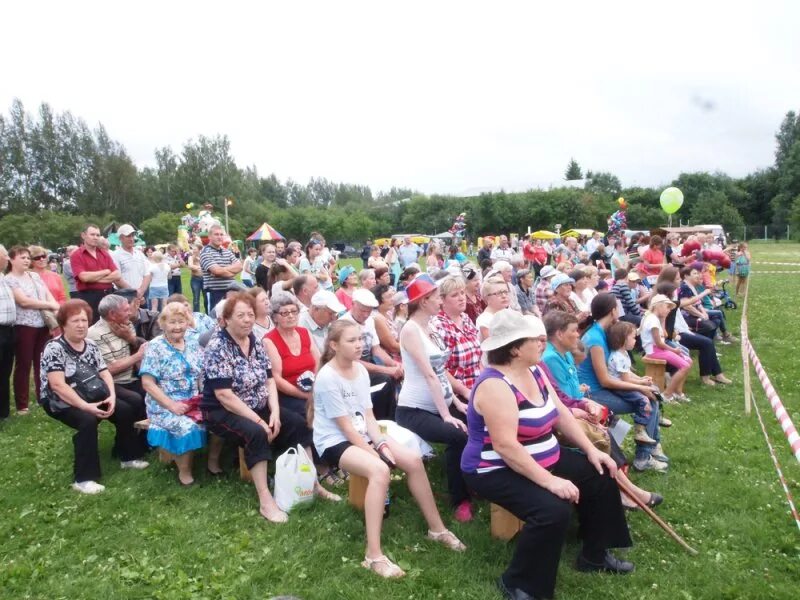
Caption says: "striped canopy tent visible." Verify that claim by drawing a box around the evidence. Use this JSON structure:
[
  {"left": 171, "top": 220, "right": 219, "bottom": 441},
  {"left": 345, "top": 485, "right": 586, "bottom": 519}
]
[{"left": 246, "top": 223, "right": 285, "bottom": 242}]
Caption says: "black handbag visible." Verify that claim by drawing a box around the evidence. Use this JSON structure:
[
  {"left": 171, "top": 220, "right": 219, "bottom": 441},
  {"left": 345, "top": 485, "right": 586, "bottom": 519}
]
[{"left": 56, "top": 338, "right": 110, "bottom": 404}]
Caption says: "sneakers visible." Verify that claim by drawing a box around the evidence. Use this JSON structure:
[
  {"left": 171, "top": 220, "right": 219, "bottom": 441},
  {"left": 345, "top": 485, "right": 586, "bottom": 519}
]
[
  {"left": 575, "top": 550, "right": 635, "bottom": 574},
  {"left": 72, "top": 480, "right": 106, "bottom": 494},
  {"left": 120, "top": 460, "right": 150, "bottom": 470},
  {"left": 662, "top": 394, "right": 680, "bottom": 405},
  {"left": 633, "top": 456, "right": 668, "bottom": 472},
  {"left": 633, "top": 424, "right": 657, "bottom": 445},
  {"left": 454, "top": 500, "right": 473, "bottom": 522},
  {"left": 723, "top": 333, "right": 739, "bottom": 343},
  {"left": 651, "top": 443, "right": 670, "bottom": 463},
  {"left": 676, "top": 393, "right": 691, "bottom": 403},
  {"left": 658, "top": 416, "right": 673, "bottom": 427}
]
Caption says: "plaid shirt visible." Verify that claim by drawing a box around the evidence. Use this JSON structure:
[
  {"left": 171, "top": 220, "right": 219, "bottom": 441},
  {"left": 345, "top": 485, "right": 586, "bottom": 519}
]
[
  {"left": 432, "top": 311, "right": 482, "bottom": 390},
  {"left": 0, "top": 274, "right": 16, "bottom": 325},
  {"left": 534, "top": 278, "right": 553, "bottom": 315}
]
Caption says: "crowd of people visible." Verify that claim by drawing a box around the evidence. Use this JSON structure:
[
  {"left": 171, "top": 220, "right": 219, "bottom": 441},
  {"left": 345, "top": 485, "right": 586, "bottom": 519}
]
[{"left": 0, "top": 225, "right": 749, "bottom": 599}]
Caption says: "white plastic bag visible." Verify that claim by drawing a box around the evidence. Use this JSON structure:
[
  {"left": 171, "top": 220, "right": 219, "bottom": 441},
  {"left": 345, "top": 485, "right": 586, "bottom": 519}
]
[
  {"left": 274, "top": 445, "right": 316, "bottom": 512},
  {"left": 377, "top": 420, "right": 435, "bottom": 459}
]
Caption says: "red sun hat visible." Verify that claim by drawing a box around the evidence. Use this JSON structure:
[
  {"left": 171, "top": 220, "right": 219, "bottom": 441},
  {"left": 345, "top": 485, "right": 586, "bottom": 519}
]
[{"left": 405, "top": 274, "right": 438, "bottom": 304}]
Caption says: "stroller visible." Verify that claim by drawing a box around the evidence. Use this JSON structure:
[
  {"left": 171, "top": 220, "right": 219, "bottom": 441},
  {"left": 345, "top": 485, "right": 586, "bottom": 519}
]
[{"left": 713, "top": 279, "right": 737, "bottom": 310}]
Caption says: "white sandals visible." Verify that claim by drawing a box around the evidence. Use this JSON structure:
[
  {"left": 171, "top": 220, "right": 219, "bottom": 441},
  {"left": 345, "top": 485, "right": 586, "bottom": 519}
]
[
  {"left": 361, "top": 555, "right": 405, "bottom": 578},
  {"left": 427, "top": 529, "right": 467, "bottom": 552}
]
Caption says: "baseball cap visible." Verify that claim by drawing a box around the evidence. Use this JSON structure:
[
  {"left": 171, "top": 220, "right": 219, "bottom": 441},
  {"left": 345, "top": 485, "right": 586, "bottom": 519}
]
[
  {"left": 117, "top": 224, "right": 136, "bottom": 236},
  {"left": 311, "top": 290, "right": 346, "bottom": 314},
  {"left": 352, "top": 288, "right": 379, "bottom": 308}
]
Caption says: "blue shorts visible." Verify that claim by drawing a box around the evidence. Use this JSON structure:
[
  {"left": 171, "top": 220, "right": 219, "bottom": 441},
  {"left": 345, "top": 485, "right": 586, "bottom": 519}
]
[{"left": 149, "top": 286, "right": 168, "bottom": 299}]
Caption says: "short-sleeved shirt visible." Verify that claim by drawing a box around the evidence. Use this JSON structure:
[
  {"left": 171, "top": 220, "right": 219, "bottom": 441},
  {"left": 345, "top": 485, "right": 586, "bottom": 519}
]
[
  {"left": 200, "top": 244, "right": 239, "bottom": 291},
  {"left": 398, "top": 244, "right": 421, "bottom": 268},
  {"left": 312, "top": 362, "right": 372, "bottom": 455},
  {"left": 201, "top": 328, "right": 272, "bottom": 411},
  {"left": 639, "top": 312, "right": 662, "bottom": 355},
  {"left": 5, "top": 272, "right": 47, "bottom": 328},
  {"left": 340, "top": 312, "right": 378, "bottom": 362},
  {"left": 39, "top": 337, "right": 107, "bottom": 408},
  {"left": 148, "top": 263, "right": 170, "bottom": 288},
  {"left": 113, "top": 248, "right": 150, "bottom": 290},
  {"left": 139, "top": 335, "right": 203, "bottom": 400},
  {"left": 298, "top": 311, "right": 328, "bottom": 353},
  {"left": 432, "top": 311, "right": 482, "bottom": 389},
  {"left": 542, "top": 342, "right": 581, "bottom": 399},
  {"left": 577, "top": 322, "right": 609, "bottom": 393},
  {"left": 0, "top": 274, "right": 17, "bottom": 326},
  {"left": 607, "top": 349, "right": 632, "bottom": 380},
  {"left": 70, "top": 246, "right": 117, "bottom": 291},
  {"left": 88, "top": 318, "right": 136, "bottom": 384},
  {"left": 299, "top": 256, "right": 333, "bottom": 290}
]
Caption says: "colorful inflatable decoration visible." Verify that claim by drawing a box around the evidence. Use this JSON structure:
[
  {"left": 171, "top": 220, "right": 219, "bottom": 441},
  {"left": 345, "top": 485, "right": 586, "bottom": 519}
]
[
  {"left": 448, "top": 212, "right": 467, "bottom": 243},
  {"left": 607, "top": 197, "right": 628, "bottom": 239},
  {"left": 680, "top": 239, "right": 731, "bottom": 268},
  {"left": 178, "top": 202, "right": 230, "bottom": 248},
  {"left": 660, "top": 187, "right": 684, "bottom": 215}
]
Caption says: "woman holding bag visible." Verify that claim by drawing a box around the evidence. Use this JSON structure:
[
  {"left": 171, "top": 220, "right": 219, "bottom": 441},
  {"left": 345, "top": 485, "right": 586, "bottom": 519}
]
[
  {"left": 6, "top": 245, "right": 60, "bottom": 415},
  {"left": 311, "top": 320, "right": 466, "bottom": 579}
]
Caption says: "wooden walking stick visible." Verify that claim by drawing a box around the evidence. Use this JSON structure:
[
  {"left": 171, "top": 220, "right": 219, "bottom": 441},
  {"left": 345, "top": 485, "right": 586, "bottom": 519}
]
[{"left": 617, "top": 477, "right": 699, "bottom": 555}]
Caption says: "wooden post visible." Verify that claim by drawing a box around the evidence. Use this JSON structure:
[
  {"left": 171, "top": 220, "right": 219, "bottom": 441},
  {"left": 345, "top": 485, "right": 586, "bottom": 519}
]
[
  {"left": 490, "top": 503, "right": 523, "bottom": 541},
  {"left": 742, "top": 277, "right": 751, "bottom": 415},
  {"left": 239, "top": 448, "right": 252, "bottom": 482}
]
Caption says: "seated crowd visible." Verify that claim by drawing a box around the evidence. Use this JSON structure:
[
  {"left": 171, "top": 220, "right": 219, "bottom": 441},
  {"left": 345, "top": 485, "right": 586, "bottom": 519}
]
[{"left": 0, "top": 226, "right": 746, "bottom": 599}]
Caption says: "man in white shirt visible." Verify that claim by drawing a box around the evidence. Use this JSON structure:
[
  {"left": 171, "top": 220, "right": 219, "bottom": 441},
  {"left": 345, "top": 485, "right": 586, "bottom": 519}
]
[
  {"left": 298, "top": 290, "right": 344, "bottom": 352},
  {"left": 490, "top": 235, "right": 516, "bottom": 263},
  {"left": 113, "top": 224, "right": 151, "bottom": 299},
  {"left": 585, "top": 232, "right": 602, "bottom": 256}
]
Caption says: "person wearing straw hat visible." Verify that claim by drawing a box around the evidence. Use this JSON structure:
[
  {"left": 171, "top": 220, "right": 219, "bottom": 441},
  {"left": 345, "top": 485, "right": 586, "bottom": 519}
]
[
  {"left": 462, "top": 309, "right": 633, "bottom": 600},
  {"left": 396, "top": 274, "right": 474, "bottom": 522}
]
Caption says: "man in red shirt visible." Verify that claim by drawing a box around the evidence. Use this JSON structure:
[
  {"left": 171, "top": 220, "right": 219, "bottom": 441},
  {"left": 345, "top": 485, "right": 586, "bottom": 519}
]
[{"left": 71, "top": 224, "right": 122, "bottom": 323}]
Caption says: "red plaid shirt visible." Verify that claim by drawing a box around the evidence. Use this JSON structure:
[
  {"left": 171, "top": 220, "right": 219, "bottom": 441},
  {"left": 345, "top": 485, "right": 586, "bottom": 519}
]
[
  {"left": 432, "top": 311, "right": 482, "bottom": 390},
  {"left": 534, "top": 278, "right": 553, "bottom": 314}
]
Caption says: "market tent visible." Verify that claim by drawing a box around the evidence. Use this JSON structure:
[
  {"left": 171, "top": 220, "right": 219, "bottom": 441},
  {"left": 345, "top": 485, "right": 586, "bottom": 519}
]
[
  {"left": 560, "top": 228, "right": 595, "bottom": 239},
  {"left": 433, "top": 231, "right": 453, "bottom": 239},
  {"left": 246, "top": 223, "right": 285, "bottom": 242},
  {"left": 107, "top": 232, "right": 146, "bottom": 249},
  {"left": 531, "top": 230, "right": 560, "bottom": 240}
]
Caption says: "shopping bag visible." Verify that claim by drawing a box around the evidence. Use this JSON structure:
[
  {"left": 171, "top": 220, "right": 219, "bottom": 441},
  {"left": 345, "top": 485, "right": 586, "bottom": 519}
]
[{"left": 274, "top": 445, "right": 316, "bottom": 512}]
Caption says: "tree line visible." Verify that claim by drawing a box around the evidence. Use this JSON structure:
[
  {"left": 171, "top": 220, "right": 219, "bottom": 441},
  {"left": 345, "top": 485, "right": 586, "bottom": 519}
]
[{"left": 1, "top": 97, "right": 799, "bottom": 247}]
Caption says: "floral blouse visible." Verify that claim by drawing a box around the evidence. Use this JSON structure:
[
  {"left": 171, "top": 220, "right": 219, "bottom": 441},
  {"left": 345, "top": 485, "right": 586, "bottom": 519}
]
[
  {"left": 139, "top": 335, "right": 203, "bottom": 401},
  {"left": 5, "top": 272, "right": 47, "bottom": 328},
  {"left": 201, "top": 328, "right": 272, "bottom": 411}
]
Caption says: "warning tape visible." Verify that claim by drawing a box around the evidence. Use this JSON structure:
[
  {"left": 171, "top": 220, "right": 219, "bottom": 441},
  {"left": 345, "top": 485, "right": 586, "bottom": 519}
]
[
  {"left": 752, "top": 271, "right": 800, "bottom": 274},
  {"left": 754, "top": 261, "right": 800, "bottom": 266},
  {"left": 750, "top": 390, "right": 800, "bottom": 533}
]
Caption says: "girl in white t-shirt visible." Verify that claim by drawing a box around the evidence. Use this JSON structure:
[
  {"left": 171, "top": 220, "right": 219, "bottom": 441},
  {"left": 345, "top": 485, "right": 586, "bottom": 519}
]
[
  {"left": 310, "top": 320, "right": 465, "bottom": 579},
  {"left": 148, "top": 252, "right": 171, "bottom": 311},
  {"left": 639, "top": 295, "right": 692, "bottom": 401}
]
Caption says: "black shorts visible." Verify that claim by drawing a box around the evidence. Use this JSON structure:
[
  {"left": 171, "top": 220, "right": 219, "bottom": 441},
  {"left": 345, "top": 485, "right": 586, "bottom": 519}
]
[{"left": 320, "top": 441, "right": 353, "bottom": 468}]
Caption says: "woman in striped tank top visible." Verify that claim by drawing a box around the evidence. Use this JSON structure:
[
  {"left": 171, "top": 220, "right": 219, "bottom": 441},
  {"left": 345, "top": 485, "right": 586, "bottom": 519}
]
[{"left": 461, "top": 310, "right": 633, "bottom": 600}]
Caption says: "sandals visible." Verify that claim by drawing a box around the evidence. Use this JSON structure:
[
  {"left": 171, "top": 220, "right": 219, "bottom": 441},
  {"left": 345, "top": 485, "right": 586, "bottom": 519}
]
[
  {"left": 259, "top": 506, "right": 288, "bottom": 524},
  {"left": 427, "top": 529, "right": 467, "bottom": 552},
  {"left": 314, "top": 484, "right": 342, "bottom": 503},
  {"left": 361, "top": 555, "right": 405, "bottom": 578}
]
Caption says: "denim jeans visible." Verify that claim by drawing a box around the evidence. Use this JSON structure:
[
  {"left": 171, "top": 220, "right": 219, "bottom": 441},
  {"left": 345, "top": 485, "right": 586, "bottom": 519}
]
[
  {"left": 190, "top": 276, "right": 204, "bottom": 313},
  {"left": 587, "top": 388, "right": 660, "bottom": 460}
]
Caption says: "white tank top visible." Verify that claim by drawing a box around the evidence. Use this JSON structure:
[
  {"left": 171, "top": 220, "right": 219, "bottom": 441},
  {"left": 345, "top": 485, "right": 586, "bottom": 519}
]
[{"left": 398, "top": 319, "right": 454, "bottom": 412}]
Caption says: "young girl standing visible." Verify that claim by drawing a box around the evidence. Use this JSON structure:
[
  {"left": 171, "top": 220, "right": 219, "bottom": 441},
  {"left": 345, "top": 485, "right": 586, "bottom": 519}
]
[
  {"left": 311, "top": 320, "right": 465, "bottom": 579},
  {"left": 734, "top": 243, "right": 751, "bottom": 296}
]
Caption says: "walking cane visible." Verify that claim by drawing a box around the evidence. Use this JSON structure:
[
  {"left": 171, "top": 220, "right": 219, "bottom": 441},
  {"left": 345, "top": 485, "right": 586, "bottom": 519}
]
[{"left": 617, "top": 477, "right": 699, "bottom": 555}]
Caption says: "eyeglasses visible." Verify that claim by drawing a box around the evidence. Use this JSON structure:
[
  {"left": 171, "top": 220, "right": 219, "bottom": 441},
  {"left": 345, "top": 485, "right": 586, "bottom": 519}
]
[
  {"left": 486, "top": 289, "right": 510, "bottom": 297},
  {"left": 277, "top": 309, "right": 299, "bottom": 317},
  {"left": 32, "top": 255, "right": 47, "bottom": 260}
]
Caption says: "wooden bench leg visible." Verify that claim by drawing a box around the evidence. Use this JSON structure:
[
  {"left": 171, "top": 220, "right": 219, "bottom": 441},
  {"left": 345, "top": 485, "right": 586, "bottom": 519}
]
[
  {"left": 490, "top": 503, "right": 523, "bottom": 541},
  {"left": 348, "top": 474, "right": 368, "bottom": 511},
  {"left": 642, "top": 357, "right": 667, "bottom": 391},
  {"left": 239, "top": 448, "right": 253, "bottom": 482},
  {"left": 158, "top": 449, "right": 173, "bottom": 464}
]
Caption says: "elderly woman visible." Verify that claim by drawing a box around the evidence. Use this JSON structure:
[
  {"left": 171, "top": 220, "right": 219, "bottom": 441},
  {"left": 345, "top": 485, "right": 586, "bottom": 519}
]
[
  {"left": 395, "top": 275, "right": 473, "bottom": 522},
  {"left": 475, "top": 276, "right": 511, "bottom": 340},
  {"left": 359, "top": 268, "right": 376, "bottom": 291},
  {"left": 489, "top": 261, "right": 520, "bottom": 311},
  {"left": 462, "top": 310, "right": 632, "bottom": 600},
  {"left": 39, "top": 300, "right": 148, "bottom": 494},
  {"left": 373, "top": 266, "right": 391, "bottom": 287},
  {"left": 166, "top": 293, "right": 216, "bottom": 343},
  {"left": 248, "top": 286, "right": 274, "bottom": 339},
  {"left": 263, "top": 293, "right": 320, "bottom": 418},
  {"left": 336, "top": 265, "right": 358, "bottom": 311},
  {"left": 6, "top": 245, "right": 60, "bottom": 414},
  {"left": 140, "top": 302, "right": 216, "bottom": 486},
  {"left": 432, "top": 276, "right": 481, "bottom": 394},
  {"left": 29, "top": 245, "right": 67, "bottom": 305},
  {"left": 545, "top": 273, "right": 581, "bottom": 317},
  {"left": 201, "top": 292, "right": 337, "bottom": 523},
  {"left": 367, "top": 245, "right": 388, "bottom": 271},
  {"left": 371, "top": 283, "right": 402, "bottom": 362},
  {"left": 461, "top": 265, "right": 485, "bottom": 324},
  {"left": 515, "top": 268, "right": 538, "bottom": 316},
  {"left": 568, "top": 269, "right": 592, "bottom": 314}
]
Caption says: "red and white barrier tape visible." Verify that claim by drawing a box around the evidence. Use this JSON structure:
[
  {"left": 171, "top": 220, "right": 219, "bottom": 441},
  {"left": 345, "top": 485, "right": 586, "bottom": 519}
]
[
  {"left": 752, "top": 270, "right": 800, "bottom": 274},
  {"left": 754, "top": 261, "right": 800, "bottom": 266},
  {"left": 745, "top": 338, "right": 800, "bottom": 463},
  {"left": 750, "top": 390, "right": 800, "bottom": 533}
]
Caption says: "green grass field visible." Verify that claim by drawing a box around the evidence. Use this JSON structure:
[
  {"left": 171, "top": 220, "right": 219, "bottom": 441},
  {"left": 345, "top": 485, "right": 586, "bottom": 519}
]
[{"left": 1, "top": 246, "right": 799, "bottom": 599}]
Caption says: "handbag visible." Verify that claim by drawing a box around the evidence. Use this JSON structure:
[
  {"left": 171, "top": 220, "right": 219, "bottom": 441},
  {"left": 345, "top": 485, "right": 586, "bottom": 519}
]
[
  {"left": 274, "top": 445, "right": 317, "bottom": 512},
  {"left": 56, "top": 337, "right": 110, "bottom": 404}
]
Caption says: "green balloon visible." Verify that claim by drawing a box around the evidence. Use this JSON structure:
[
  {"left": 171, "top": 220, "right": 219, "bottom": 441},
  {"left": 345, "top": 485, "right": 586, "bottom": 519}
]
[{"left": 660, "top": 187, "right": 684, "bottom": 214}]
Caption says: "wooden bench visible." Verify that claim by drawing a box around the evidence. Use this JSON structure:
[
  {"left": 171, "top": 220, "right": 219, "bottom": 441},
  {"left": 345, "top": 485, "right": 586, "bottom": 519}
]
[
  {"left": 348, "top": 474, "right": 369, "bottom": 511},
  {"left": 642, "top": 357, "right": 667, "bottom": 391},
  {"left": 490, "top": 503, "right": 523, "bottom": 541}
]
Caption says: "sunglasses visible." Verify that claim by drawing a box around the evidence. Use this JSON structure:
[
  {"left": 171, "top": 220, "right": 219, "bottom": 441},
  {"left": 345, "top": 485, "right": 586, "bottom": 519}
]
[{"left": 32, "top": 255, "right": 48, "bottom": 260}]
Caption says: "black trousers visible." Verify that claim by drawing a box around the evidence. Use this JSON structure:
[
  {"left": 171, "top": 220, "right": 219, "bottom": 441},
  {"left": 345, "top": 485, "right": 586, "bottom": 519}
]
[
  {"left": 678, "top": 331, "right": 721, "bottom": 376},
  {"left": 464, "top": 449, "right": 631, "bottom": 600},
  {"left": 114, "top": 380, "right": 146, "bottom": 421},
  {"left": 0, "top": 325, "right": 14, "bottom": 419},
  {"left": 203, "top": 405, "right": 312, "bottom": 469},
  {"left": 43, "top": 398, "right": 145, "bottom": 483},
  {"left": 74, "top": 289, "right": 113, "bottom": 325},
  {"left": 396, "top": 405, "right": 469, "bottom": 506},
  {"left": 368, "top": 372, "right": 397, "bottom": 421},
  {"left": 684, "top": 314, "right": 718, "bottom": 339}
]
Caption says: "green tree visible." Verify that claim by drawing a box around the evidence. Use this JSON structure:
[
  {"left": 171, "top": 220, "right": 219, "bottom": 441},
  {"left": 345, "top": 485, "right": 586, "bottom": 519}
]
[
  {"left": 139, "top": 212, "right": 182, "bottom": 245},
  {"left": 775, "top": 110, "right": 800, "bottom": 169},
  {"left": 564, "top": 158, "right": 583, "bottom": 180},
  {"left": 689, "top": 191, "right": 744, "bottom": 233},
  {"left": 584, "top": 171, "right": 622, "bottom": 197}
]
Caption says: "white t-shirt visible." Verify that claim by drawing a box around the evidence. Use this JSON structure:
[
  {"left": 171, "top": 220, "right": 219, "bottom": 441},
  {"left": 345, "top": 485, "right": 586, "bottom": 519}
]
[
  {"left": 607, "top": 349, "right": 632, "bottom": 380},
  {"left": 148, "top": 263, "right": 170, "bottom": 288},
  {"left": 242, "top": 256, "right": 255, "bottom": 282},
  {"left": 113, "top": 248, "right": 149, "bottom": 290},
  {"left": 570, "top": 291, "right": 590, "bottom": 313},
  {"left": 475, "top": 309, "right": 497, "bottom": 342},
  {"left": 640, "top": 312, "right": 663, "bottom": 355},
  {"left": 312, "top": 362, "right": 372, "bottom": 455},
  {"left": 341, "top": 312, "right": 379, "bottom": 361}
]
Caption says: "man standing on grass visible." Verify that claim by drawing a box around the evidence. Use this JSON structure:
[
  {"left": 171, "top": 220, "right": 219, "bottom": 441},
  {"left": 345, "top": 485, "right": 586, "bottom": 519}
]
[
  {"left": 200, "top": 224, "right": 242, "bottom": 312},
  {"left": 71, "top": 224, "right": 122, "bottom": 324},
  {"left": 398, "top": 236, "right": 422, "bottom": 269},
  {"left": 0, "top": 245, "right": 15, "bottom": 420},
  {"left": 112, "top": 224, "right": 151, "bottom": 301}
]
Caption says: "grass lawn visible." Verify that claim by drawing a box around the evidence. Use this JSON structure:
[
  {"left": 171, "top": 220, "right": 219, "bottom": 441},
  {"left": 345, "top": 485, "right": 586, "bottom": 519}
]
[{"left": 1, "top": 246, "right": 799, "bottom": 599}]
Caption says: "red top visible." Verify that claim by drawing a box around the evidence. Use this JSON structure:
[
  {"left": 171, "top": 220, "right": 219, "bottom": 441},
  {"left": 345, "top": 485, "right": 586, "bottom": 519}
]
[
  {"left": 70, "top": 246, "right": 118, "bottom": 291},
  {"left": 265, "top": 327, "right": 315, "bottom": 387},
  {"left": 640, "top": 248, "right": 665, "bottom": 277},
  {"left": 335, "top": 287, "right": 354, "bottom": 311},
  {"left": 37, "top": 270, "right": 67, "bottom": 304}
]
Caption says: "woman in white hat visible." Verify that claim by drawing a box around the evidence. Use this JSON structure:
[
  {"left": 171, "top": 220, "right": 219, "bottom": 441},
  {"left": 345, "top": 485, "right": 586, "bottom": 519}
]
[{"left": 462, "top": 309, "right": 632, "bottom": 600}]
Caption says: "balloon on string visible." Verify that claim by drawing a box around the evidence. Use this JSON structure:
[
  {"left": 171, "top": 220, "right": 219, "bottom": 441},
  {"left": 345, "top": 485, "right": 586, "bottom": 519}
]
[
  {"left": 659, "top": 187, "right": 684, "bottom": 214},
  {"left": 185, "top": 202, "right": 195, "bottom": 209}
]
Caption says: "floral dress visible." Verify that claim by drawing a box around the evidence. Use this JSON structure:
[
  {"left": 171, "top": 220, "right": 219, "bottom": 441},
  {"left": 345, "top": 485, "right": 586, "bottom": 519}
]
[{"left": 139, "top": 335, "right": 206, "bottom": 454}]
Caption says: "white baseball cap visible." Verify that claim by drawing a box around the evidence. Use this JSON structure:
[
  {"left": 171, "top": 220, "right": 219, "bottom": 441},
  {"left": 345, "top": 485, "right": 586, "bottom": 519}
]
[
  {"left": 117, "top": 224, "right": 136, "bottom": 236},
  {"left": 311, "top": 290, "right": 346, "bottom": 314},
  {"left": 352, "top": 288, "right": 379, "bottom": 308}
]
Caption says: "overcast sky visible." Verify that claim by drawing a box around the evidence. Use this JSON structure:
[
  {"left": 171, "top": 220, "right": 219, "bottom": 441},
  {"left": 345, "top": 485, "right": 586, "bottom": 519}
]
[{"left": 2, "top": 1, "right": 799, "bottom": 196}]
